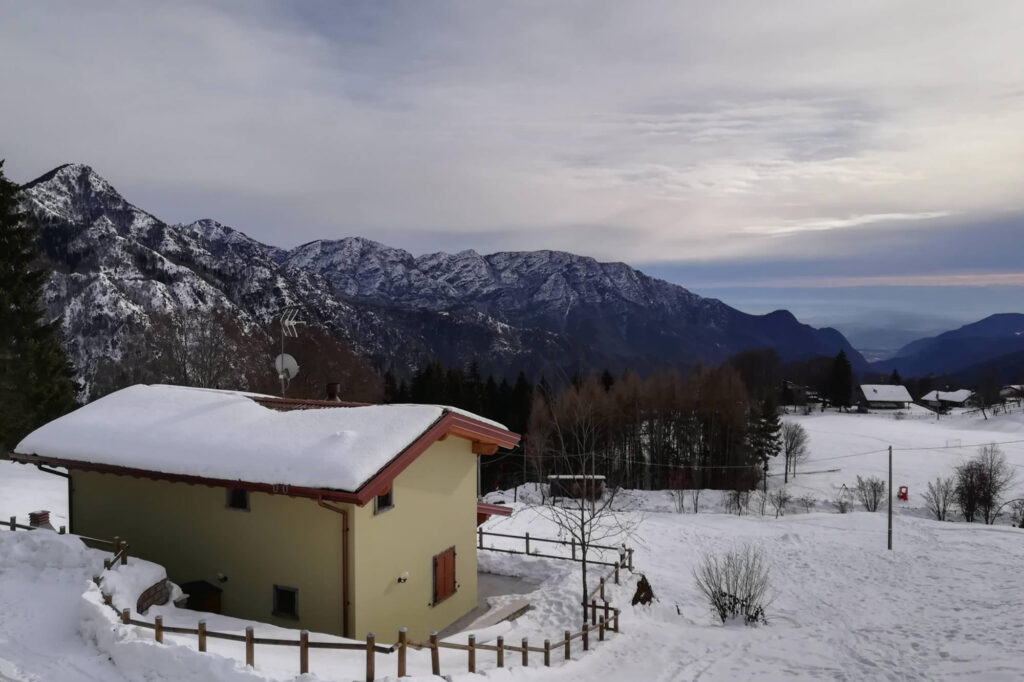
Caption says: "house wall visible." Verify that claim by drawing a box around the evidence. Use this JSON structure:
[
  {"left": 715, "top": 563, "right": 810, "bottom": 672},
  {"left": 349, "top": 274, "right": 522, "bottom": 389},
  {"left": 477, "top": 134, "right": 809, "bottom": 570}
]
[
  {"left": 70, "top": 471, "right": 348, "bottom": 635},
  {"left": 348, "top": 437, "right": 479, "bottom": 641}
]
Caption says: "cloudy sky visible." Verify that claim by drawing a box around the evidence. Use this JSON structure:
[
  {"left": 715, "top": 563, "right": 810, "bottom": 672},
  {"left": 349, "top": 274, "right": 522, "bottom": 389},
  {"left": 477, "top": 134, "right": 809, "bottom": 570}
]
[{"left": 2, "top": 1, "right": 1022, "bottom": 332}]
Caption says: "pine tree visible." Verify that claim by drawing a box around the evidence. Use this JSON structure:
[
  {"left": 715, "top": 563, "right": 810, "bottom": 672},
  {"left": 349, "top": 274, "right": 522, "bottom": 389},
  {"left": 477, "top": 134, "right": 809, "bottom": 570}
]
[
  {"left": 889, "top": 369, "right": 902, "bottom": 385},
  {"left": 749, "top": 395, "right": 781, "bottom": 495},
  {"left": 826, "top": 350, "right": 854, "bottom": 411},
  {"left": 0, "top": 160, "right": 77, "bottom": 452}
]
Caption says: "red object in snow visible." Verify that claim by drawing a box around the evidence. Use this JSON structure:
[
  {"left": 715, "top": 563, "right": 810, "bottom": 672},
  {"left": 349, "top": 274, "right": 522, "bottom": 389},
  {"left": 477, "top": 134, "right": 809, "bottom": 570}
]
[{"left": 897, "top": 486, "right": 909, "bottom": 501}]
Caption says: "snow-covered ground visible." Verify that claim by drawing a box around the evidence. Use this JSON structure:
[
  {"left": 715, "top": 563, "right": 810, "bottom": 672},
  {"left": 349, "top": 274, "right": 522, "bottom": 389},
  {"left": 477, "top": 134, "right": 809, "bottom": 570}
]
[{"left": 2, "top": 409, "right": 1024, "bottom": 681}]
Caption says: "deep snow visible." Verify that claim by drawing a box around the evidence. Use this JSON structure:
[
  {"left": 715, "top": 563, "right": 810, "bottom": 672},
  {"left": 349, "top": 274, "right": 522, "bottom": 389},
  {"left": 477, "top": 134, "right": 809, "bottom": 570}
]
[{"left": 2, "top": 409, "right": 1024, "bottom": 681}]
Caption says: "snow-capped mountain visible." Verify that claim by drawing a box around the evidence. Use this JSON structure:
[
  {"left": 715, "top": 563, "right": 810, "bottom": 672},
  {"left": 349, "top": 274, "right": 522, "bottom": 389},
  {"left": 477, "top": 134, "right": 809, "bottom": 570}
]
[{"left": 19, "top": 163, "right": 865, "bottom": 395}]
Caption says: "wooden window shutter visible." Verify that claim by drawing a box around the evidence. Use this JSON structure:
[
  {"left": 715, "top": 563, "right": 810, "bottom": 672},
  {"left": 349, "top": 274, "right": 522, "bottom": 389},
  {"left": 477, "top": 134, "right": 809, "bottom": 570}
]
[{"left": 433, "top": 547, "right": 456, "bottom": 604}]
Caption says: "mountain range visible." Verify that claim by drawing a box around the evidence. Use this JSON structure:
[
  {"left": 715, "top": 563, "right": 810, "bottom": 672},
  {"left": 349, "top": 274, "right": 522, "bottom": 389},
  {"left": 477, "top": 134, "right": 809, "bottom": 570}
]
[{"left": 19, "top": 163, "right": 871, "bottom": 397}]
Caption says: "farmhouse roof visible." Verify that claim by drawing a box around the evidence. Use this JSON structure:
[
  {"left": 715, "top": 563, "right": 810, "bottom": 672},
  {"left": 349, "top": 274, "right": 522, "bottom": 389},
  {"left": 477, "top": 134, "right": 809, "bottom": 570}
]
[
  {"left": 921, "top": 389, "right": 973, "bottom": 404},
  {"left": 12, "top": 384, "right": 518, "bottom": 505},
  {"left": 859, "top": 384, "right": 913, "bottom": 403}
]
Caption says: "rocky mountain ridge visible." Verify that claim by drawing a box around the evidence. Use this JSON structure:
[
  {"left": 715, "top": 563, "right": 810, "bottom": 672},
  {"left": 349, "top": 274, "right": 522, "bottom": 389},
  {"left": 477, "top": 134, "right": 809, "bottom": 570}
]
[{"left": 20, "top": 163, "right": 865, "bottom": 397}]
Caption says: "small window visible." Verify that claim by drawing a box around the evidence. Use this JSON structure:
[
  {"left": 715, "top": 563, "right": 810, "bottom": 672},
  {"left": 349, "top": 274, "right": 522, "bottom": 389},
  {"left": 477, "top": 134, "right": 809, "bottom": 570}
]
[
  {"left": 273, "top": 585, "right": 298, "bottom": 619},
  {"left": 374, "top": 486, "right": 394, "bottom": 514},
  {"left": 226, "top": 488, "right": 249, "bottom": 511},
  {"left": 432, "top": 546, "right": 456, "bottom": 604}
]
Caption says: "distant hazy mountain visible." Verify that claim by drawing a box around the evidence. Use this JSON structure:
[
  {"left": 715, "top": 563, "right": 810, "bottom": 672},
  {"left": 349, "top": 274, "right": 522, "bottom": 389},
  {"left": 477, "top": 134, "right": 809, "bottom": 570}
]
[
  {"left": 824, "top": 311, "right": 963, "bottom": 361},
  {"left": 19, "top": 163, "right": 866, "bottom": 396},
  {"left": 875, "top": 313, "right": 1024, "bottom": 377}
]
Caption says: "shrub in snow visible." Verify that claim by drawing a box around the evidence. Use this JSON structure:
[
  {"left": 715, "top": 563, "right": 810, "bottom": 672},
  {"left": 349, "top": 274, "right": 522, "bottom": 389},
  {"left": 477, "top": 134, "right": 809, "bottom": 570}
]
[
  {"left": 797, "top": 494, "right": 816, "bottom": 513},
  {"left": 690, "top": 488, "right": 702, "bottom": 514},
  {"left": 723, "top": 489, "right": 751, "bottom": 516},
  {"left": 693, "top": 544, "right": 770, "bottom": 625},
  {"left": 922, "top": 476, "right": 956, "bottom": 521},
  {"left": 855, "top": 475, "right": 886, "bottom": 512},
  {"left": 769, "top": 487, "right": 791, "bottom": 518},
  {"left": 832, "top": 486, "right": 853, "bottom": 513},
  {"left": 1010, "top": 500, "right": 1024, "bottom": 529},
  {"left": 669, "top": 489, "right": 686, "bottom": 513}
]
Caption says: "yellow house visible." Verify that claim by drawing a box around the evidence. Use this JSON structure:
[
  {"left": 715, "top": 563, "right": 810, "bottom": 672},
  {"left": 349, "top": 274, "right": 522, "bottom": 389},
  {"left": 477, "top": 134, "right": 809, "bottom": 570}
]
[{"left": 12, "top": 384, "right": 519, "bottom": 640}]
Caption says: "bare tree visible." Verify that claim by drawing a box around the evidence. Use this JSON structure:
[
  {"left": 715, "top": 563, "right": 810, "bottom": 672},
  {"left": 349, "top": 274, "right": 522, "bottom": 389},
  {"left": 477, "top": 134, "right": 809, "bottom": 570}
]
[
  {"left": 768, "top": 487, "right": 791, "bottom": 518},
  {"left": 530, "top": 380, "right": 636, "bottom": 624},
  {"left": 724, "top": 489, "right": 750, "bottom": 515},
  {"left": 796, "top": 493, "right": 816, "bottom": 513},
  {"left": 975, "top": 444, "right": 1015, "bottom": 525},
  {"left": 922, "top": 476, "right": 956, "bottom": 521},
  {"left": 669, "top": 489, "right": 686, "bottom": 513},
  {"left": 690, "top": 487, "right": 702, "bottom": 514},
  {"left": 780, "top": 423, "right": 809, "bottom": 482},
  {"left": 855, "top": 475, "right": 886, "bottom": 512}
]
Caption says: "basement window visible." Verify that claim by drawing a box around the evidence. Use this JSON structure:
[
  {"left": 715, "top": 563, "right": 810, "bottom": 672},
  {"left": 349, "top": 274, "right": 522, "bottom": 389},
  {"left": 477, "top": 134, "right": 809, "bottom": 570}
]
[
  {"left": 273, "top": 585, "right": 299, "bottom": 619},
  {"left": 374, "top": 486, "right": 394, "bottom": 515},
  {"left": 226, "top": 488, "right": 249, "bottom": 511}
]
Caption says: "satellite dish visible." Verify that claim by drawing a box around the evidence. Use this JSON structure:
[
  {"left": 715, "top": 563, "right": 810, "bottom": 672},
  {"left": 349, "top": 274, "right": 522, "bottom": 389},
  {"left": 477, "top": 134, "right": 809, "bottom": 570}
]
[{"left": 274, "top": 353, "right": 299, "bottom": 380}]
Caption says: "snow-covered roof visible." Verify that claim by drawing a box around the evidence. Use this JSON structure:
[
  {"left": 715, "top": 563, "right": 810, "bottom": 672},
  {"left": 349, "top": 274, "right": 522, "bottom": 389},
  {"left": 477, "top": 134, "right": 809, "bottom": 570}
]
[
  {"left": 860, "top": 384, "right": 913, "bottom": 403},
  {"left": 14, "top": 384, "right": 512, "bottom": 493},
  {"left": 921, "top": 389, "right": 973, "bottom": 404}
]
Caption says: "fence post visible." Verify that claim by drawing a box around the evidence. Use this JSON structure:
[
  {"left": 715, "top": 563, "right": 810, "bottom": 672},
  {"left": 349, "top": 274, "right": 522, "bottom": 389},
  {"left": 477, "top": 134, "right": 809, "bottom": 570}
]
[
  {"left": 397, "top": 627, "right": 406, "bottom": 677},
  {"left": 544, "top": 639, "right": 550, "bottom": 667},
  {"left": 599, "top": 616, "right": 605, "bottom": 642},
  {"left": 8, "top": 516, "right": 14, "bottom": 531},
  {"left": 113, "top": 536, "right": 121, "bottom": 558},
  {"left": 522, "top": 637, "right": 528, "bottom": 666},
  {"left": 614, "top": 562, "right": 619, "bottom": 585},
  {"left": 628, "top": 548, "right": 634, "bottom": 571},
  {"left": 366, "top": 633, "right": 375, "bottom": 682},
  {"left": 591, "top": 599, "right": 597, "bottom": 626},
  {"left": 155, "top": 616, "right": 163, "bottom": 643},
  {"left": 245, "top": 626, "right": 254, "bottom": 667},
  {"left": 478, "top": 527, "right": 483, "bottom": 549},
  {"left": 120, "top": 541, "right": 128, "bottom": 566},
  {"left": 300, "top": 630, "right": 309, "bottom": 675},
  {"left": 198, "top": 620, "right": 206, "bottom": 652},
  {"left": 614, "top": 608, "right": 620, "bottom": 633},
  {"left": 603, "top": 600, "right": 610, "bottom": 625},
  {"left": 429, "top": 632, "right": 440, "bottom": 676},
  {"left": 582, "top": 623, "right": 589, "bottom": 651},
  {"left": 599, "top": 577, "right": 605, "bottom": 601},
  {"left": 121, "top": 608, "right": 129, "bottom": 624},
  {"left": 525, "top": 532, "right": 530, "bottom": 555},
  {"left": 467, "top": 634, "right": 475, "bottom": 673},
  {"left": 496, "top": 635, "right": 504, "bottom": 668},
  {"left": 571, "top": 538, "right": 576, "bottom": 560},
  {"left": 59, "top": 525, "right": 66, "bottom": 535}
]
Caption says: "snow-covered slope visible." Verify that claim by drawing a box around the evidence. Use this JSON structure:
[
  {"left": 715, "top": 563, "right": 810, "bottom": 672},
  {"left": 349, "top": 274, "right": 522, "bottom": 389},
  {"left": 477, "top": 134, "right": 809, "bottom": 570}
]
[{"left": 20, "top": 163, "right": 865, "bottom": 396}]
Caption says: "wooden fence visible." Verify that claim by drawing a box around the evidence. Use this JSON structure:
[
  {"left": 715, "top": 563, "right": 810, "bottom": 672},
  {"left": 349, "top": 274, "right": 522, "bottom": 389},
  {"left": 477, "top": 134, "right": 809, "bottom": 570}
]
[{"left": 7, "top": 517, "right": 632, "bottom": 680}]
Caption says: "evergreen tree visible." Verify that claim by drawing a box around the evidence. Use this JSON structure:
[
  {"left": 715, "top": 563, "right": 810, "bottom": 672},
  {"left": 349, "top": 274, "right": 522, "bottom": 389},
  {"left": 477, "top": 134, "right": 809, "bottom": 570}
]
[
  {"left": 0, "top": 160, "right": 77, "bottom": 452},
  {"left": 889, "top": 368, "right": 902, "bottom": 385},
  {"left": 749, "top": 395, "right": 781, "bottom": 494},
  {"left": 826, "top": 350, "right": 854, "bottom": 411}
]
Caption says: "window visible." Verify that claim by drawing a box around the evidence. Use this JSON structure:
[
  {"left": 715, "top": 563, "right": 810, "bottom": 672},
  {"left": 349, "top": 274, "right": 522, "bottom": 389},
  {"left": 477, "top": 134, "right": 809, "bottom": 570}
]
[
  {"left": 226, "top": 488, "right": 249, "bottom": 511},
  {"left": 273, "top": 585, "right": 298, "bottom": 619},
  {"left": 374, "top": 486, "right": 394, "bottom": 514},
  {"left": 432, "top": 546, "right": 456, "bottom": 604}
]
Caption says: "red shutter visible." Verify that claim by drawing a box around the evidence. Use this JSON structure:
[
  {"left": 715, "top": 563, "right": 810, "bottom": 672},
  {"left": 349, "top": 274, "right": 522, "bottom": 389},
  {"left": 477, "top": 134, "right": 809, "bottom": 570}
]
[{"left": 433, "top": 547, "right": 456, "bottom": 603}]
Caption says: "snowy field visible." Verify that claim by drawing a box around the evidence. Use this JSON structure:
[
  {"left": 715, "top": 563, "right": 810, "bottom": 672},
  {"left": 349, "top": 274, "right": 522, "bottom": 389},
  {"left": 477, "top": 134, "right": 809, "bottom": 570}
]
[{"left": 2, "top": 409, "right": 1024, "bottom": 681}]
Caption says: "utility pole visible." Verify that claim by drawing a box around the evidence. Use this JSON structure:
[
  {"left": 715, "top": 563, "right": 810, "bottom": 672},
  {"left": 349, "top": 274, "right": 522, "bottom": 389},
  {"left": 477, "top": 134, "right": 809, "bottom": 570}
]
[{"left": 887, "top": 445, "right": 893, "bottom": 551}]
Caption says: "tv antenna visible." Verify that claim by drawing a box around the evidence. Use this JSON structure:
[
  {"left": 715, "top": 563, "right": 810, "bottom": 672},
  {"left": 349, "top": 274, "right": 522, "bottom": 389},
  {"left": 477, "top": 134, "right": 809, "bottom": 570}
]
[{"left": 275, "top": 306, "right": 305, "bottom": 396}]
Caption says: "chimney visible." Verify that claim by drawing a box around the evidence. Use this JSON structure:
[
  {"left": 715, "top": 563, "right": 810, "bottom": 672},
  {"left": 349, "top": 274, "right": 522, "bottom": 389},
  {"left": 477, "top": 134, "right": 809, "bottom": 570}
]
[
  {"left": 326, "top": 383, "right": 342, "bottom": 402},
  {"left": 29, "top": 510, "right": 54, "bottom": 531}
]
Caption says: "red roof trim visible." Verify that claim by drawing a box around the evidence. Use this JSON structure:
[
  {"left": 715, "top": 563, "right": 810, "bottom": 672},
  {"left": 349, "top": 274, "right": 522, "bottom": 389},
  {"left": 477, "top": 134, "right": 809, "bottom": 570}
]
[
  {"left": 10, "top": 408, "right": 520, "bottom": 508},
  {"left": 476, "top": 502, "right": 513, "bottom": 517}
]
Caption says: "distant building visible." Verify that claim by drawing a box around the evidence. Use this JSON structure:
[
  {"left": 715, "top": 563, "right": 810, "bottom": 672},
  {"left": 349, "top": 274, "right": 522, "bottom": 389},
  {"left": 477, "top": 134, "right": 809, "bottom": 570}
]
[
  {"left": 920, "top": 389, "right": 974, "bottom": 410},
  {"left": 1000, "top": 385, "right": 1024, "bottom": 401},
  {"left": 858, "top": 384, "right": 913, "bottom": 410}
]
